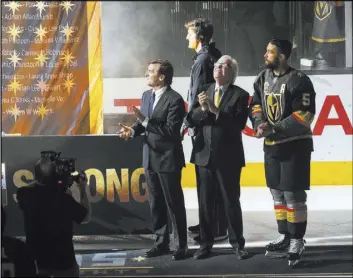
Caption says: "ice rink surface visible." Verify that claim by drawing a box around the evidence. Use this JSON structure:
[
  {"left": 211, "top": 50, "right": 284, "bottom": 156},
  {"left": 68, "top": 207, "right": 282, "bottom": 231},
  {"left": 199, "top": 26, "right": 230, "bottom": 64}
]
[{"left": 74, "top": 186, "right": 352, "bottom": 277}]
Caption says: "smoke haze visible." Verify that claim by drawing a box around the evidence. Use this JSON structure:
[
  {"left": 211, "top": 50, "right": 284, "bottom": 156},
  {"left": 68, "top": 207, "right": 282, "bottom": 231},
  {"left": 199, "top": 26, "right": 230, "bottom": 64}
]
[{"left": 102, "top": 2, "right": 173, "bottom": 78}]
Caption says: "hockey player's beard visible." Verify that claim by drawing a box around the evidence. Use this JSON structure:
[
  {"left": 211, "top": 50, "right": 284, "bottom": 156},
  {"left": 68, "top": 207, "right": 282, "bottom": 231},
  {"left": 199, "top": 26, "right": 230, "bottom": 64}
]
[{"left": 265, "top": 57, "right": 280, "bottom": 70}]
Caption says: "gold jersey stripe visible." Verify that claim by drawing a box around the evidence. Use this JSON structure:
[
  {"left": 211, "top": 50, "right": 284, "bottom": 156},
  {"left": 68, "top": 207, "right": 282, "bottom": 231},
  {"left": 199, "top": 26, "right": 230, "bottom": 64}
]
[
  {"left": 312, "top": 36, "right": 345, "bottom": 43},
  {"left": 264, "top": 135, "right": 313, "bottom": 146},
  {"left": 292, "top": 111, "right": 314, "bottom": 126}
]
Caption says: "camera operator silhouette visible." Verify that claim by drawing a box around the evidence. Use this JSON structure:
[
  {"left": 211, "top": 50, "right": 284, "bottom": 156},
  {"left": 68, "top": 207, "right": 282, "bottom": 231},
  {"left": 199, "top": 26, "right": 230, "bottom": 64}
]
[{"left": 17, "top": 151, "right": 91, "bottom": 277}]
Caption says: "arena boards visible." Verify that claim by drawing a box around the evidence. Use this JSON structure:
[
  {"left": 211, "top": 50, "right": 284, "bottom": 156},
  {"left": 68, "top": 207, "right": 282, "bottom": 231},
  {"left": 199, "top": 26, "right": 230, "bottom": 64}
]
[
  {"left": 2, "top": 135, "right": 352, "bottom": 237},
  {"left": 104, "top": 74, "right": 353, "bottom": 187}
]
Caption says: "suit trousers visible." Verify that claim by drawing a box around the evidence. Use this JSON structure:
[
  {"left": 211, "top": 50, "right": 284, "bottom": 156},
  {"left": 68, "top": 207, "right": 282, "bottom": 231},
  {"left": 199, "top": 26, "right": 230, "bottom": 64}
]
[
  {"left": 198, "top": 162, "right": 245, "bottom": 249},
  {"left": 192, "top": 137, "right": 228, "bottom": 236},
  {"left": 144, "top": 168, "right": 187, "bottom": 249}
]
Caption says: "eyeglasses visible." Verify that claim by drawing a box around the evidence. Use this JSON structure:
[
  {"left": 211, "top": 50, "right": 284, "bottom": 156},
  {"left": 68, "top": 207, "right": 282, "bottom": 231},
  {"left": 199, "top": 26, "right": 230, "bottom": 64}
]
[{"left": 214, "top": 62, "right": 231, "bottom": 69}]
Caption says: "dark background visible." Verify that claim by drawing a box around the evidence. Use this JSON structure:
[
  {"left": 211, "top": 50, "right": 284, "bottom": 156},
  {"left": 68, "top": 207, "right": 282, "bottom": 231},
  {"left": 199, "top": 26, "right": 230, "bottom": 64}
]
[
  {"left": 2, "top": 135, "right": 153, "bottom": 236},
  {"left": 101, "top": 1, "right": 325, "bottom": 77}
]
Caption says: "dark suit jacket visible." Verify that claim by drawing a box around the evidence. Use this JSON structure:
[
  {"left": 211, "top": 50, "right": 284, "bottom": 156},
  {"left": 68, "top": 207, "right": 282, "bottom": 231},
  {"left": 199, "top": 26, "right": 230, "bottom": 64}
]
[
  {"left": 186, "top": 83, "right": 249, "bottom": 168},
  {"left": 132, "top": 86, "right": 186, "bottom": 172},
  {"left": 187, "top": 43, "right": 222, "bottom": 111}
]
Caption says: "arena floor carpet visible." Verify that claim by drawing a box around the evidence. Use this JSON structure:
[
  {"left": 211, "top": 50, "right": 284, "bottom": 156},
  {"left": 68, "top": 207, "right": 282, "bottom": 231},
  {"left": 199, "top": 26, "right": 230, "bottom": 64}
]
[{"left": 75, "top": 245, "right": 353, "bottom": 277}]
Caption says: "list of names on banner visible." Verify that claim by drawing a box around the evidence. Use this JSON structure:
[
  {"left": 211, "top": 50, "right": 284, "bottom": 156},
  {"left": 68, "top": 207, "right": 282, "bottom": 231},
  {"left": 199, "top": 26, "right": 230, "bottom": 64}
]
[{"left": 1, "top": 1, "right": 78, "bottom": 122}]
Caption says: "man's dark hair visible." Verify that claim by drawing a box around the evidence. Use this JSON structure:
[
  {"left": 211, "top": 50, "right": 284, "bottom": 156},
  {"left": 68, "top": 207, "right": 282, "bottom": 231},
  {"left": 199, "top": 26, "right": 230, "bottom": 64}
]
[
  {"left": 269, "top": 39, "right": 293, "bottom": 60},
  {"left": 149, "top": 59, "right": 174, "bottom": 86},
  {"left": 184, "top": 18, "right": 213, "bottom": 44},
  {"left": 34, "top": 157, "right": 57, "bottom": 185}
]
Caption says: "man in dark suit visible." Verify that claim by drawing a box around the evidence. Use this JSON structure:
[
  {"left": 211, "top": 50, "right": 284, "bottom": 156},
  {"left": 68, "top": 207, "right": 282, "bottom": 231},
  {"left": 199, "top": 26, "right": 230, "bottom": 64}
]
[
  {"left": 187, "top": 55, "right": 249, "bottom": 260},
  {"left": 118, "top": 59, "right": 188, "bottom": 260}
]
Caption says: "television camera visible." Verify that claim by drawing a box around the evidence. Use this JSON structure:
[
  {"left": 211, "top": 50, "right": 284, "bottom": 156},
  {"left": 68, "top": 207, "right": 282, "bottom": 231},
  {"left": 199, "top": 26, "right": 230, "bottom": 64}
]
[{"left": 39, "top": 151, "right": 86, "bottom": 188}]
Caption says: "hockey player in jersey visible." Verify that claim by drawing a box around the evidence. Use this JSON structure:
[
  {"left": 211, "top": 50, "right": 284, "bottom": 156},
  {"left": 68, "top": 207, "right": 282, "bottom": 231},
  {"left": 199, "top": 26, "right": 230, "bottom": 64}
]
[{"left": 249, "top": 39, "right": 316, "bottom": 267}]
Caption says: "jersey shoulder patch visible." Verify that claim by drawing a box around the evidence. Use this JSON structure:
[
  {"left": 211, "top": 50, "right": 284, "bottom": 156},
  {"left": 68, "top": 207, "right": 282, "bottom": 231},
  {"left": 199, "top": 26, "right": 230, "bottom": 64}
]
[
  {"left": 292, "top": 69, "right": 310, "bottom": 82},
  {"left": 296, "top": 70, "right": 313, "bottom": 87}
]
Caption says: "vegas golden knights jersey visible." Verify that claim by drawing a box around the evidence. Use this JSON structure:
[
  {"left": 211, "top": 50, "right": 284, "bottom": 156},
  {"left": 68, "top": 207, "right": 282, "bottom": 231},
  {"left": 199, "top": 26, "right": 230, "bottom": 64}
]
[
  {"left": 250, "top": 68, "right": 316, "bottom": 154},
  {"left": 312, "top": 1, "right": 345, "bottom": 43}
]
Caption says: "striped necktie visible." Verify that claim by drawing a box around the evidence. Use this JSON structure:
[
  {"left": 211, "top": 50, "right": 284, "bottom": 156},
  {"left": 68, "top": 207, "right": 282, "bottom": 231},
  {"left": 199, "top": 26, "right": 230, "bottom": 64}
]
[{"left": 214, "top": 88, "right": 222, "bottom": 108}]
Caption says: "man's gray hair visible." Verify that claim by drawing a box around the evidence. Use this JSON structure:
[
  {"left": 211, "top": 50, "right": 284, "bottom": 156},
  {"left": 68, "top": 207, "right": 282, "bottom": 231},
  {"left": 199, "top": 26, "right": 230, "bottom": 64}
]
[{"left": 217, "top": 55, "right": 239, "bottom": 84}]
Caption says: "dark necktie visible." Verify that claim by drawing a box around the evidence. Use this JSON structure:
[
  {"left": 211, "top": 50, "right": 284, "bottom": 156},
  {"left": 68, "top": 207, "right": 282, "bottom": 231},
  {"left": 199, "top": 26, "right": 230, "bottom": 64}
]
[{"left": 148, "top": 92, "right": 155, "bottom": 117}]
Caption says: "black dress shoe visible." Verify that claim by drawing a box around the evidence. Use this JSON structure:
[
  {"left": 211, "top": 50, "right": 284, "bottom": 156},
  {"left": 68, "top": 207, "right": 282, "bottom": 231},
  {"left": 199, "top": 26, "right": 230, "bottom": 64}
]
[
  {"left": 188, "top": 224, "right": 199, "bottom": 234},
  {"left": 193, "top": 247, "right": 211, "bottom": 260},
  {"left": 172, "top": 248, "right": 187, "bottom": 260},
  {"left": 145, "top": 246, "right": 170, "bottom": 258}
]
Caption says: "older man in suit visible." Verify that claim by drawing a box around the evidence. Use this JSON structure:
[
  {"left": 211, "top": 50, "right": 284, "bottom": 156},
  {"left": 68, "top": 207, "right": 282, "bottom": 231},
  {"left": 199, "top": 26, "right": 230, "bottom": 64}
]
[
  {"left": 187, "top": 55, "right": 249, "bottom": 260},
  {"left": 118, "top": 59, "right": 188, "bottom": 260}
]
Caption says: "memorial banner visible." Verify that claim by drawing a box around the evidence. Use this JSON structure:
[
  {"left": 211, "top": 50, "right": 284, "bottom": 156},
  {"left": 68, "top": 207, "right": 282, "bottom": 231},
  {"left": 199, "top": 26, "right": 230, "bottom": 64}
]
[{"left": 1, "top": 1, "right": 103, "bottom": 135}]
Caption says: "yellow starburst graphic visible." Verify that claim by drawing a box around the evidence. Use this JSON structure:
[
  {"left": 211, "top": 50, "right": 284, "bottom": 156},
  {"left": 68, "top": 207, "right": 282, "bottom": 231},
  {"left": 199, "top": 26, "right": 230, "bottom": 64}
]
[
  {"left": 8, "top": 103, "right": 23, "bottom": 122},
  {"left": 34, "top": 24, "right": 48, "bottom": 42},
  {"left": 62, "top": 75, "right": 75, "bottom": 95},
  {"left": 4, "top": 1, "right": 23, "bottom": 16},
  {"left": 60, "top": 51, "right": 75, "bottom": 67},
  {"left": 7, "top": 50, "right": 22, "bottom": 69},
  {"left": 7, "top": 75, "right": 22, "bottom": 96},
  {"left": 59, "top": 1, "right": 75, "bottom": 15},
  {"left": 7, "top": 23, "right": 23, "bottom": 42},
  {"left": 34, "top": 50, "right": 49, "bottom": 67},
  {"left": 132, "top": 256, "right": 145, "bottom": 262},
  {"left": 60, "top": 23, "right": 75, "bottom": 40},
  {"left": 35, "top": 103, "right": 50, "bottom": 120},
  {"left": 35, "top": 76, "right": 49, "bottom": 96},
  {"left": 34, "top": 1, "right": 48, "bottom": 18}
]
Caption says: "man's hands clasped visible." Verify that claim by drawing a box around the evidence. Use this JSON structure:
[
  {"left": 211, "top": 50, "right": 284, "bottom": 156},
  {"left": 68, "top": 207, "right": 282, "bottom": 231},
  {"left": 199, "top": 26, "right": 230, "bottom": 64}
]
[
  {"left": 198, "top": 91, "right": 274, "bottom": 138},
  {"left": 198, "top": 92, "right": 219, "bottom": 115}
]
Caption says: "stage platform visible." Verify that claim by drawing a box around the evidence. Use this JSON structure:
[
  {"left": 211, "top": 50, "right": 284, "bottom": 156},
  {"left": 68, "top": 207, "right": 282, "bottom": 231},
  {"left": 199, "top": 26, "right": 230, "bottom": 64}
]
[
  {"left": 73, "top": 195, "right": 352, "bottom": 277},
  {"left": 75, "top": 244, "right": 353, "bottom": 277}
]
